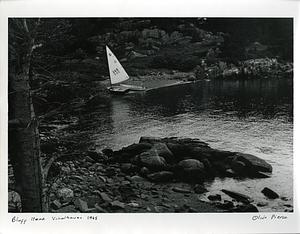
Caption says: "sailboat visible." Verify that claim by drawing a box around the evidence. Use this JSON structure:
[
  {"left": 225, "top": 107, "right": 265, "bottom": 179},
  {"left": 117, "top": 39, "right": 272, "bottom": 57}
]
[{"left": 106, "top": 46, "right": 146, "bottom": 94}]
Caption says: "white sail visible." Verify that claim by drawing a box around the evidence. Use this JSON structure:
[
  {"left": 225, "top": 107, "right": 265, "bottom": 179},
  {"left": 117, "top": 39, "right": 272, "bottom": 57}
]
[{"left": 106, "top": 46, "right": 130, "bottom": 85}]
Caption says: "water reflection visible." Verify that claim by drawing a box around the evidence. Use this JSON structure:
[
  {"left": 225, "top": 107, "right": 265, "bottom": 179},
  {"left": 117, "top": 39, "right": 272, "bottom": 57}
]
[{"left": 125, "top": 79, "right": 292, "bottom": 121}]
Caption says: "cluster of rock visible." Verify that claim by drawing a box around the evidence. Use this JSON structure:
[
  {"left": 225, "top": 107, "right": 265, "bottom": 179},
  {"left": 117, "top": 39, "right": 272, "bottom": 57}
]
[
  {"left": 111, "top": 136, "right": 273, "bottom": 183},
  {"left": 240, "top": 58, "right": 293, "bottom": 78},
  {"left": 88, "top": 21, "right": 224, "bottom": 58},
  {"left": 86, "top": 20, "right": 225, "bottom": 73},
  {"left": 194, "top": 58, "right": 293, "bottom": 80},
  {"left": 42, "top": 156, "right": 226, "bottom": 213}
]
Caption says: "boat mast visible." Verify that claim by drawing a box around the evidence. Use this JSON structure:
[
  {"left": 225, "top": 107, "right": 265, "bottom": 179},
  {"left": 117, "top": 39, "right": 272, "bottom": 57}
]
[
  {"left": 109, "top": 73, "right": 112, "bottom": 88},
  {"left": 106, "top": 46, "right": 112, "bottom": 88}
]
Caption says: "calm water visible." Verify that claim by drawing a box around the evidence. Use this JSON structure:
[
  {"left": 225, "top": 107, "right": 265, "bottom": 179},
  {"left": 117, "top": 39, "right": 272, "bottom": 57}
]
[{"left": 92, "top": 79, "right": 293, "bottom": 212}]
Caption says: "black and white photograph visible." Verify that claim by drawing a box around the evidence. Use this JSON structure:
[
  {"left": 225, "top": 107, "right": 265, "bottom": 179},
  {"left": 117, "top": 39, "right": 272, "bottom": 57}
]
[{"left": 7, "top": 16, "right": 294, "bottom": 214}]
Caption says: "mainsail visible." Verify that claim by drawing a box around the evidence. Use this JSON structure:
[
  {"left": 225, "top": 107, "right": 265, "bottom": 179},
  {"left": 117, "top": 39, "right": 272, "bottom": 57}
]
[{"left": 106, "top": 46, "right": 130, "bottom": 85}]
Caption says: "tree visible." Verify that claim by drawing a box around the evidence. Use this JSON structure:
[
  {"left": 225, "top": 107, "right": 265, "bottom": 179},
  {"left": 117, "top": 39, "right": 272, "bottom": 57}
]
[
  {"left": 8, "top": 17, "right": 74, "bottom": 212},
  {"left": 8, "top": 18, "right": 45, "bottom": 212}
]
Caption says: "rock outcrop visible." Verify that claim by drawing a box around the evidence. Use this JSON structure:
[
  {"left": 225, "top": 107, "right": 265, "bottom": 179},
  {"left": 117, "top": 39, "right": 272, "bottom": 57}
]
[{"left": 110, "top": 136, "right": 273, "bottom": 183}]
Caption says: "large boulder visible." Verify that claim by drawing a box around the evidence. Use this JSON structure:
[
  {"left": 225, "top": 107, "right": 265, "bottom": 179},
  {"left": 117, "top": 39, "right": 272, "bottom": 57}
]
[
  {"left": 178, "top": 159, "right": 205, "bottom": 170},
  {"left": 235, "top": 153, "right": 272, "bottom": 173},
  {"left": 138, "top": 149, "right": 167, "bottom": 171},
  {"left": 177, "top": 159, "right": 205, "bottom": 180},
  {"left": 152, "top": 143, "right": 174, "bottom": 163},
  {"left": 166, "top": 142, "right": 187, "bottom": 160}
]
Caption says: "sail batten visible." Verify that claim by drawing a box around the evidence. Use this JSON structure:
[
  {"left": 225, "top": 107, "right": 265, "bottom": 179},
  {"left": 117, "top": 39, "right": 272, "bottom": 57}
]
[{"left": 106, "top": 46, "right": 129, "bottom": 85}]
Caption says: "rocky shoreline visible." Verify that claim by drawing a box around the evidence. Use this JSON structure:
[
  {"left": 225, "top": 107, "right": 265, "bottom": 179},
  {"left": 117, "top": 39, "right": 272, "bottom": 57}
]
[{"left": 9, "top": 136, "right": 292, "bottom": 213}]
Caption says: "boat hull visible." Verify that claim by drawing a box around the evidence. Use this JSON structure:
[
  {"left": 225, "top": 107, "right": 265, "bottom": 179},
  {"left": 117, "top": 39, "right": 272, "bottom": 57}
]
[
  {"left": 107, "top": 86, "right": 130, "bottom": 94},
  {"left": 120, "top": 84, "right": 146, "bottom": 91},
  {"left": 108, "top": 84, "right": 146, "bottom": 95}
]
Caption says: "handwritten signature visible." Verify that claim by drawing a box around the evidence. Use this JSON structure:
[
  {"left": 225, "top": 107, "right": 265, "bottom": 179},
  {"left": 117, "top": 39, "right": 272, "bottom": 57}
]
[{"left": 252, "top": 214, "right": 288, "bottom": 221}]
